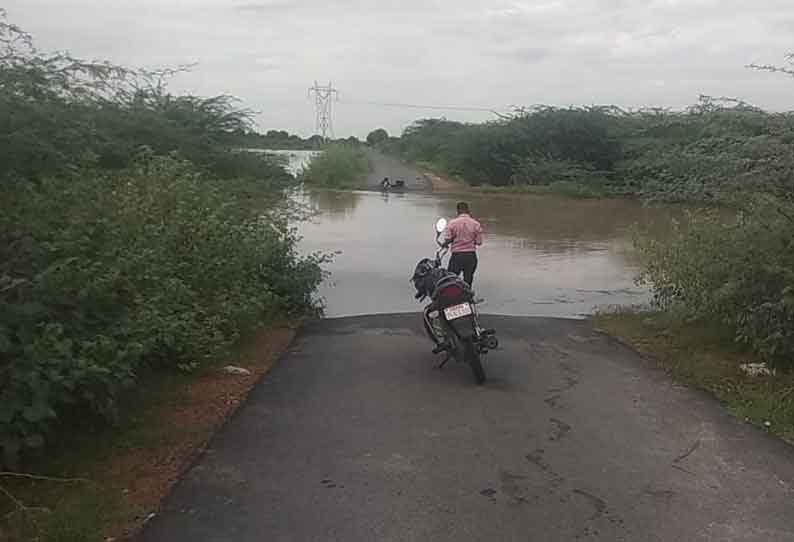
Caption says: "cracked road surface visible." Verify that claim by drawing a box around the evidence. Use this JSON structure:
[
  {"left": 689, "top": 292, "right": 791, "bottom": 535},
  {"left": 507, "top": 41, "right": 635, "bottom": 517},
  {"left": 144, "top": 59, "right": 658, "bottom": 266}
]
[{"left": 139, "top": 315, "right": 794, "bottom": 541}]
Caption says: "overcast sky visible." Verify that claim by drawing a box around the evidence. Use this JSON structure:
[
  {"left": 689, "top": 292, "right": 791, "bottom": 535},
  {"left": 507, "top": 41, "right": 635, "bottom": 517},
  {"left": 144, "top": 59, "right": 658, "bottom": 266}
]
[{"left": 6, "top": 0, "right": 794, "bottom": 137}]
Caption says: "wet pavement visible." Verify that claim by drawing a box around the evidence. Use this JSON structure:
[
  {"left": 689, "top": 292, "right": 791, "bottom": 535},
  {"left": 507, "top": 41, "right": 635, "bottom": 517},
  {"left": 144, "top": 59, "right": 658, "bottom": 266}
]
[{"left": 139, "top": 315, "right": 794, "bottom": 542}]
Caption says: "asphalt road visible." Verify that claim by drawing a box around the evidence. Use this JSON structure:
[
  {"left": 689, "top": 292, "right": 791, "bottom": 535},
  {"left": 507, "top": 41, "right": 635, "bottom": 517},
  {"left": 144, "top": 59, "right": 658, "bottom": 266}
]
[
  {"left": 139, "top": 314, "right": 794, "bottom": 542},
  {"left": 364, "top": 148, "right": 429, "bottom": 191}
]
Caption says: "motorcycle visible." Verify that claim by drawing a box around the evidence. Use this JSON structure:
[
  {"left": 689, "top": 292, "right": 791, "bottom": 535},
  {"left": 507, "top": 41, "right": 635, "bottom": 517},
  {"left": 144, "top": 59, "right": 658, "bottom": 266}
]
[
  {"left": 381, "top": 179, "right": 406, "bottom": 192},
  {"left": 411, "top": 218, "right": 498, "bottom": 384}
]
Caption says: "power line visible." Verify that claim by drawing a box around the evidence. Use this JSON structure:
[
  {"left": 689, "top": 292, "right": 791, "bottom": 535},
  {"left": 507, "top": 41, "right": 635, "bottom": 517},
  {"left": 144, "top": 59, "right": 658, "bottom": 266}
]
[
  {"left": 308, "top": 81, "right": 339, "bottom": 140},
  {"left": 338, "top": 98, "right": 508, "bottom": 116}
]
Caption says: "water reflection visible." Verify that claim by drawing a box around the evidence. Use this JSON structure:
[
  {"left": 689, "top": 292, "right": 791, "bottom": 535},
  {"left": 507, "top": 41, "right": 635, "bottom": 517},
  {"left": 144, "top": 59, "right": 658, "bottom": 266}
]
[
  {"left": 380, "top": 190, "right": 407, "bottom": 204},
  {"left": 297, "top": 190, "right": 679, "bottom": 318},
  {"left": 250, "top": 149, "right": 319, "bottom": 176},
  {"left": 305, "top": 190, "right": 362, "bottom": 221}
]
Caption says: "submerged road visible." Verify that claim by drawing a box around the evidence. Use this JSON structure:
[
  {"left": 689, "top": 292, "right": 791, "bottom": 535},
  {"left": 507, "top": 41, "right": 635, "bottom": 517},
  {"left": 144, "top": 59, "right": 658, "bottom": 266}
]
[
  {"left": 139, "top": 314, "right": 794, "bottom": 541},
  {"left": 364, "top": 148, "right": 429, "bottom": 191}
]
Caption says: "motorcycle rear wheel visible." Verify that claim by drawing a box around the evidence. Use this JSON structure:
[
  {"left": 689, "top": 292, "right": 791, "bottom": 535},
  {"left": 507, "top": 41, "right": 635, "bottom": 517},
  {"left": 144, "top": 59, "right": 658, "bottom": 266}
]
[{"left": 464, "top": 339, "right": 486, "bottom": 384}]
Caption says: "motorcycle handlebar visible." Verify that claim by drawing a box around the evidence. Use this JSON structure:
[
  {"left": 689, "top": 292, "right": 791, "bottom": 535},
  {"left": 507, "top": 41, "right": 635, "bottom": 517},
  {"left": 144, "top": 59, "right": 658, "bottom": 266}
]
[{"left": 435, "top": 246, "right": 448, "bottom": 266}]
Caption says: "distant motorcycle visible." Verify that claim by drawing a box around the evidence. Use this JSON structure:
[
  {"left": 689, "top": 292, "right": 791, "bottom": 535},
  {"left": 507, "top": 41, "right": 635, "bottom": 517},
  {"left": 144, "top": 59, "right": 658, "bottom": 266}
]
[
  {"left": 381, "top": 178, "right": 405, "bottom": 192},
  {"left": 411, "top": 218, "right": 498, "bottom": 384}
]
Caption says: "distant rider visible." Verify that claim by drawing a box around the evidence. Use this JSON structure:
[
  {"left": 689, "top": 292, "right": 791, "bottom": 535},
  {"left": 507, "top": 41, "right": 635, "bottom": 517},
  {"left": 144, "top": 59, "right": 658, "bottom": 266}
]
[
  {"left": 442, "top": 201, "right": 483, "bottom": 287},
  {"left": 381, "top": 177, "right": 391, "bottom": 190}
]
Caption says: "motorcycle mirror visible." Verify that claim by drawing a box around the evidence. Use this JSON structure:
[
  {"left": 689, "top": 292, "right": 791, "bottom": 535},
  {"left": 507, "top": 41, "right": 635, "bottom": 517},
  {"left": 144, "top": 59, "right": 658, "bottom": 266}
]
[{"left": 435, "top": 218, "right": 447, "bottom": 234}]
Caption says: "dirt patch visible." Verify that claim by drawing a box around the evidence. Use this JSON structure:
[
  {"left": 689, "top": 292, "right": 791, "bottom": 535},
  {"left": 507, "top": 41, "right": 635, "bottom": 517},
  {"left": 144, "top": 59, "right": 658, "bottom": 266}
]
[{"left": 102, "top": 326, "right": 296, "bottom": 539}]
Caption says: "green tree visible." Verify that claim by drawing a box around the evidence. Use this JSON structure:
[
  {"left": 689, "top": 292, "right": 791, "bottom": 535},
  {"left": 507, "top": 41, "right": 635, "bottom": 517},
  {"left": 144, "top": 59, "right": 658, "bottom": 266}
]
[{"left": 366, "top": 128, "right": 389, "bottom": 146}]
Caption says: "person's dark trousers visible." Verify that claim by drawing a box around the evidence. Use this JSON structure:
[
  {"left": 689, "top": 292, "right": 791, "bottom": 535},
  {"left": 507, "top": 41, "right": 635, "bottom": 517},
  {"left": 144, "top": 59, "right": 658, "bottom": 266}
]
[{"left": 448, "top": 251, "right": 478, "bottom": 287}]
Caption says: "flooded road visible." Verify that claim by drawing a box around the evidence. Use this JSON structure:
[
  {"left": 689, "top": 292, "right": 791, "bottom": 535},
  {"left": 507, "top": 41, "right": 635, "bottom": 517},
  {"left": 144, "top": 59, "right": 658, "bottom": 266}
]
[{"left": 298, "top": 189, "right": 678, "bottom": 318}]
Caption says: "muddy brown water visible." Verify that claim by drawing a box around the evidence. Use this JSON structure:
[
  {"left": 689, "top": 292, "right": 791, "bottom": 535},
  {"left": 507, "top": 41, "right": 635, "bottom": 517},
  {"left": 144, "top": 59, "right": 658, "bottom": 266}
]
[{"left": 297, "top": 189, "right": 680, "bottom": 318}]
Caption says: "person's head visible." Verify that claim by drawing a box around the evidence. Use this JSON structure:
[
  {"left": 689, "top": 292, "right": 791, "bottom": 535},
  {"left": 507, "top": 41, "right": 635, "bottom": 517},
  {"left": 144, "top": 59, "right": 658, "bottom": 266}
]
[{"left": 456, "top": 201, "right": 470, "bottom": 215}]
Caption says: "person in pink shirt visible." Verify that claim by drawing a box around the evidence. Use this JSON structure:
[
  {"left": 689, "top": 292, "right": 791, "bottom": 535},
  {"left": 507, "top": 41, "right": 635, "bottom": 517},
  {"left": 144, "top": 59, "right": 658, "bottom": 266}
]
[{"left": 442, "top": 201, "right": 483, "bottom": 286}]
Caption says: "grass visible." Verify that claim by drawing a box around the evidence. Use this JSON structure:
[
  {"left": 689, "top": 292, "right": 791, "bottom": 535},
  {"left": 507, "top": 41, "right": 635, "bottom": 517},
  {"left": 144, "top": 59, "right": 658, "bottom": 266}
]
[
  {"left": 0, "top": 325, "right": 297, "bottom": 542},
  {"left": 593, "top": 309, "right": 794, "bottom": 443},
  {"left": 1, "top": 374, "right": 188, "bottom": 542},
  {"left": 6, "top": 490, "right": 124, "bottom": 542},
  {"left": 300, "top": 145, "right": 371, "bottom": 189}
]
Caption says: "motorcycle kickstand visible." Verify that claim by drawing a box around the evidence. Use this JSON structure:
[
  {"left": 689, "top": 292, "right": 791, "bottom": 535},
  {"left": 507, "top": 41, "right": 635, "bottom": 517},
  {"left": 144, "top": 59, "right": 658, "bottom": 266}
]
[{"left": 436, "top": 353, "right": 452, "bottom": 370}]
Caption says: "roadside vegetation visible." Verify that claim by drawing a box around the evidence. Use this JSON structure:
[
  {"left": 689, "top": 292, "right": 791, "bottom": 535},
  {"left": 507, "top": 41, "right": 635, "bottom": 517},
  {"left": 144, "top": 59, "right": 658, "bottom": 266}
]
[
  {"left": 611, "top": 74, "right": 794, "bottom": 434},
  {"left": 594, "top": 310, "right": 794, "bottom": 442},
  {"left": 226, "top": 129, "right": 323, "bottom": 150},
  {"left": 0, "top": 13, "right": 324, "bottom": 539},
  {"left": 226, "top": 130, "right": 362, "bottom": 151},
  {"left": 604, "top": 186, "right": 794, "bottom": 432},
  {"left": 393, "top": 98, "right": 794, "bottom": 203},
  {"left": 300, "top": 143, "right": 370, "bottom": 188}
]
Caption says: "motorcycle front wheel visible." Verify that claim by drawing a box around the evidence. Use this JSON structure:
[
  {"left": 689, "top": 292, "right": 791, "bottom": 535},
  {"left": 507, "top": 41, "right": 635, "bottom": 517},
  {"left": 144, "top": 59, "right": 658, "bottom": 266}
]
[{"left": 464, "top": 338, "right": 486, "bottom": 384}]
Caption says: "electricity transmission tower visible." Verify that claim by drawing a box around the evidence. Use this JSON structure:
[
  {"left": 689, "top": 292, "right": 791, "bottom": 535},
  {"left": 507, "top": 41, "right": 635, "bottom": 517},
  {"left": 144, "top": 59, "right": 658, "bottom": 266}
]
[{"left": 308, "top": 81, "right": 339, "bottom": 141}]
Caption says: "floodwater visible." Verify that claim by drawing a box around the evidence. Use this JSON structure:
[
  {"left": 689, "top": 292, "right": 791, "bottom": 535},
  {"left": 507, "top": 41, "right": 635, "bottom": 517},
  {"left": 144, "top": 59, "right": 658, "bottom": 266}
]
[{"left": 297, "top": 190, "right": 680, "bottom": 319}]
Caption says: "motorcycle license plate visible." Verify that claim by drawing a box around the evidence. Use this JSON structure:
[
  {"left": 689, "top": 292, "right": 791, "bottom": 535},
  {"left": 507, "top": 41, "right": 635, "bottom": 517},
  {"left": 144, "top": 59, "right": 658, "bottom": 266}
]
[{"left": 444, "top": 303, "right": 473, "bottom": 320}]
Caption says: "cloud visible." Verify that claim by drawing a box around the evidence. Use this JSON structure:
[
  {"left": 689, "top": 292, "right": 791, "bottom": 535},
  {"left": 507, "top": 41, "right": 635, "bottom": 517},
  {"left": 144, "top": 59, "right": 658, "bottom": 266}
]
[
  {"left": 506, "top": 47, "right": 550, "bottom": 64},
  {"left": 235, "top": 0, "right": 293, "bottom": 12},
  {"left": 3, "top": 0, "right": 794, "bottom": 137}
]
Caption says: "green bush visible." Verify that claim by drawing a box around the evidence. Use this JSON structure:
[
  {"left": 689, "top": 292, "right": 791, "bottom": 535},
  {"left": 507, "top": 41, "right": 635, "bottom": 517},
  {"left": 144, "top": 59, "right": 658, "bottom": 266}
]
[
  {"left": 0, "top": 157, "right": 325, "bottom": 465},
  {"left": 396, "top": 107, "right": 624, "bottom": 188},
  {"left": 617, "top": 107, "right": 794, "bottom": 203},
  {"left": 366, "top": 128, "right": 389, "bottom": 146},
  {"left": 0, "top": 14, "right": 326, "bottom": 465},
  {"left": 627, "top": 98, "right": 794, "bottom": 371},
  {"left": 636, "top": 205, "right": 794, "bottom": 371},
  {"left": 300, "top": 144, "right": 370, "bottom": 188},
  {"left": 393, "top": 100, "right": 794, "bottom": 200},
  {"left": 0, "top": 14, "right": 289, "bottom": 184}
]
